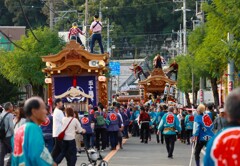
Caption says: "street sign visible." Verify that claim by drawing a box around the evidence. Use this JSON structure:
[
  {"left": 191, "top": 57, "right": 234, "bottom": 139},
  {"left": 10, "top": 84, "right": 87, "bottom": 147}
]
[{"left": 109, "top": 62, "right": 120, "bottom": 76}]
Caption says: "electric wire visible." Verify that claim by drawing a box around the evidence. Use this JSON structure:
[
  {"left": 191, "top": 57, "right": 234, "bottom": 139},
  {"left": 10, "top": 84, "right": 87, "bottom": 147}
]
[
  {"left": 59, "top": 0, "right": 76, "bottom": 10},
  {"left": 18, "top": 0, "right": 41, "bottom": 42},
  {"left": 40, "top": 0, "right": 75, "bottom": 25},
  {"left": 90, "top": 1, "right": 173, "bottom": 9}
]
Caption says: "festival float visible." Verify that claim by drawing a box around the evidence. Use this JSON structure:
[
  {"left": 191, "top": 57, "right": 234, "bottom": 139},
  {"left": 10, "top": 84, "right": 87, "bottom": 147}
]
[
  {"left": 138, "top": 54, "right": 177, "bottom": 103},
  {"left": 41, "top": 41, "right": 109, "bottom": 111},
  {"left": 138, "top": 68, "right": 177, "bottom": 103},
  {"left": 116, "top": 54, "right": 177, "bottom": 104}
]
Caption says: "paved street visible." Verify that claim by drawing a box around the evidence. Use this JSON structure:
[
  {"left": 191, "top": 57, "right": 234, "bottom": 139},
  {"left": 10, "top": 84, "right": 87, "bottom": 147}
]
[
  {"left": 4, "top": 135, "right": 204, "bottom": 166},
  {"left": 59, "top": 135, "right": 197, "bottom": 166}
]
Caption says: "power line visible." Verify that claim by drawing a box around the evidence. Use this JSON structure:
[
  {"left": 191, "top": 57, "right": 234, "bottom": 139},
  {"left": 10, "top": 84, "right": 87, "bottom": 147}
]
[
  {"left": 96, "top": 1, "right": 173, "bottom": 9},
  {"left": 59, "top": 0, "right": 77, "bottom": 10},
  {"left": 18, "top": 0, "right": 40, "bottom": 42},
  {"left": 40, "top": 0, "right": 77, "bottom": 25}
]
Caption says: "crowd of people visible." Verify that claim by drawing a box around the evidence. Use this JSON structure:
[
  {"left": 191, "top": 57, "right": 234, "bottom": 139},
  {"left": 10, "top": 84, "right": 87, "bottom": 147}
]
[{"left": 0, "top": 88, "right": 240, "bottom": 166}]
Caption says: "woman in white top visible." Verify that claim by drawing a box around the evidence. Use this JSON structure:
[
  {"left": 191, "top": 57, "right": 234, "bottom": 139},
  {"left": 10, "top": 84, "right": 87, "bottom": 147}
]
[
  {"left": 55, "top": 107, "right": 85, "bottom": 166},
  {"left": 13, "top": 105, "right": 26, "bottom": 133}
]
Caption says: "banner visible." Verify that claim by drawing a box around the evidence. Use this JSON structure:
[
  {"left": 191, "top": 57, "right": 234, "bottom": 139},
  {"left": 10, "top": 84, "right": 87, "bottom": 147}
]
[{"left": 53, "top": 76, "right": 97, "bottom": 106}]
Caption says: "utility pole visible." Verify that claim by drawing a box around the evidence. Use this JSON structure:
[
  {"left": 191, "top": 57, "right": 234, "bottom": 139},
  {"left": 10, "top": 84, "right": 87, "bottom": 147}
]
[
  {"left": 174, "top": 0, "right": 189, "bottom": 55},
  {"left": 227, "top": 33, "right": 234, "bottom": 93},
  {"left": 183, "top": 0, "right": 187, "bottom": 54},
  {"left": 85, "top": 0, "right": 88, "bottom": 48},
  {"left": 179, "top": 24, "right": 182, "bottom": 54},
  {"left": 196, "top": 0, "right": 206, "bottom": 104},
  {"left": 106, "top": 17, "right": 111, "bottom": 102},
  {"left": 49, "top": 0, "right": 54, "bottom": 30},
  {"left": 107, "top": 18, "right": 110, "bottom": 56},
  {"left": 99, "top": 1, "right": 102, "bottom": 20}
]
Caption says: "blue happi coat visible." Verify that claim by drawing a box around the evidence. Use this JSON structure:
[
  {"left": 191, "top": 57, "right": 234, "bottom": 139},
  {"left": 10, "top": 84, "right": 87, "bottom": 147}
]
[
  {"left": 80, "top": 115, "right": 93, "bottom": 134},
  {"left": 107, "top": 111, "right": 122, "bottom": 131},
  {"left": 185, "top": 114, "right": 194, "bottom": 130},
  {"left": 204, "top": 126, "right": 240, "bottom": 166},
  {"left": 149, "top": 111, "right": 156, "bottom": 126},
  {"left": 12, "top": 121, "right": 54, "bottom": 166},
  {"left": 130, "top": 110, "right": 140, "bottom": 123},
  {"left": 192, "top": 113, "right": 214, "bottom": 141},
  {"left": 158, "top": 112, "right": 181, "bottom": 135}
]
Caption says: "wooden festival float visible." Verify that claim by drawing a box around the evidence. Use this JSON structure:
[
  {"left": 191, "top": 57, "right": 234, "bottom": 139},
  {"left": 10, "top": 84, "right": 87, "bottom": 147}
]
[
  {"left": 42, "top": 41, "right": 109, "bottom": 111},
  {"left": 138, "top": 68, "right": 177, "bottom": 103}
]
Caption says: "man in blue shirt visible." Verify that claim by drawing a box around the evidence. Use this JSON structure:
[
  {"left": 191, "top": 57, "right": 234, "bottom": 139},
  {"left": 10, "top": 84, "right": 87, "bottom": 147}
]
[
  {"left": 158, "top": 106, "right": 181, "bottom": 159},
  {"left": 12, "top": 97, "right": 56, "bottom": 166},
  {"left": 184, "top": 110, "right": 194, "bottom": 144},
  {"left": 204, "top": 88, "right": 240, "bottom": 166},
  {"left": 192, "top": 104, "right": 214, "bottom": 166}
]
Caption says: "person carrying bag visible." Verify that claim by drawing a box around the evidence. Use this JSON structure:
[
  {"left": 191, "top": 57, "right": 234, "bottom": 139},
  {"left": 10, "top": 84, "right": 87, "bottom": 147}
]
[
  {"left": 55, "top": 108, "right": 85, "bottom": 166},
  {"left": 58, "top": 118, "right": 74, "bottom": 141}
]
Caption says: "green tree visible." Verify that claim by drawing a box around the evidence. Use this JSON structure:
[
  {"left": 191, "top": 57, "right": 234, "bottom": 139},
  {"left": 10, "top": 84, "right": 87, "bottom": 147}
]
[
  {"left": 175, "top": 55, "right": 199, "bottom": 107},
  {"left": 0, "top": 75, "right": 24, "bottom": 104},
  {"left": 4, "top": 0, "right": 47, "bottom": 27},
  {"left": 0, "top": 27, "right": 65, "bottom": 96},
  {"left": 187, "top": 0, "right": 240, "bottom": 107},
  {"left": 0, "top": 0, "right": 14, "bottom": 25}
]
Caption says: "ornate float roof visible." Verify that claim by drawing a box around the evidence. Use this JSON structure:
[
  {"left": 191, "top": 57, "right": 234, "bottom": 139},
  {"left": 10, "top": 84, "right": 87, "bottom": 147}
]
[
  {"left": 116, "top": 95, "right": 141, "bottom": 103},
  {"left": 41, "top": 41, "right": 109, "bottom": 74},
  {"left": 139, "top": 68, "right": 176, "bottom": 92}
]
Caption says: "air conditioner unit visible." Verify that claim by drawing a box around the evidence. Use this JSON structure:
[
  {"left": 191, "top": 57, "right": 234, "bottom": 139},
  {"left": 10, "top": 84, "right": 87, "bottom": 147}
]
[{"left": 89, "top": 60, "right": 99, "bottom": 67}]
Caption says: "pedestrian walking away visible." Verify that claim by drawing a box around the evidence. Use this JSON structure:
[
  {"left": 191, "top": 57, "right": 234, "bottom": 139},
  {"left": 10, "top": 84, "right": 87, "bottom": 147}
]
[
  {"left": 139, "top": 106, "right": 150, "bottom": 144},
  {"left": 55, "top": 107, "right": 86, "bottom": 166},
  {"left": 192, "top": 104, "right": 214, "bottom": 166},
  {"left": 185, "top": 110, "right": 194, "bottom": 145},
  {"left": 204, "top": 88, "right": 240, "bottom": 166},
  {"left": 158, "top": 106, "right": 181, "bottom": 159}
]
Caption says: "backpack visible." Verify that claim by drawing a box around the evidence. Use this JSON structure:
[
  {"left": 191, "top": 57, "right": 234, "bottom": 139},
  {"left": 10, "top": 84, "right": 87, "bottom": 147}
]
[
  {"left": 96, "top": 115, "right": 105, "bottom": 126},
  {"left": 0, "top": 112, "right": 10, "bottom": 140}
]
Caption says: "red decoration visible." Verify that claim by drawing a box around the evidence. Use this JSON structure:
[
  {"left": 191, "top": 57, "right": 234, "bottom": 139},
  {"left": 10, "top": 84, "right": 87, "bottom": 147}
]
[
  {"left": 81, "top": 117, "right": 89, "bottom": 124},
  {"left": 48, "top": 97, "right": 53, "bottom": 114},
  {"left": 212, "top": 128, "right": 240, "bottom": 166},
  {"left": 41, "top": 117, "right": 50, "bottom": 126},
  {"left": 13, "top": 125, "right": 26, "bottom": 156},
  {"left": 166, "top": 114, "right": 174, "bottom": 124},
  {"left": 203, "top": 114, "right": 212, "bottom": 127},
  {"left": 90, "top": 109, "right": 94, "bottom": 115},
  {"left": 189, "top": 115, "right": 194, "bottom": 122},
  {"left": 73, "top": 76, "right": 77, "bottom": 87},
  {"left": 110, "top": 113, "right": 117, "bottom": 121}
]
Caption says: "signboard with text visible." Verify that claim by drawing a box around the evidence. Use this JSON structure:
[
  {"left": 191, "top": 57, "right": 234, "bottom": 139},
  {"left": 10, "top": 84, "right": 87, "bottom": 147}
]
[{"left": 109, "top": 62, "right": 120, "bottom": 76}]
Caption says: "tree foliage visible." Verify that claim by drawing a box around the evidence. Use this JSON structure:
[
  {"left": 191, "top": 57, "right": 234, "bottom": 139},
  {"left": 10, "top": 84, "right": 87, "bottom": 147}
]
[
  {"left": 187, "top": 0, "right": 240, "bottom": 106},
  {"left": 0, "top": 75, "right": 24, "bottom": 104},
  {"left": 0, "top": 27, "right": 65, "bottom": 94},
  {"left": 4, "top": 0, "right": 47, "bottom": 28}
]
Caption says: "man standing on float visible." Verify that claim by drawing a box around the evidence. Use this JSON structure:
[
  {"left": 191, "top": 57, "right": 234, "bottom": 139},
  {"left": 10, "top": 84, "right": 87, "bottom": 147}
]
[{"left": 90, "top": 15, "right": 104, "bottom": 54}]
